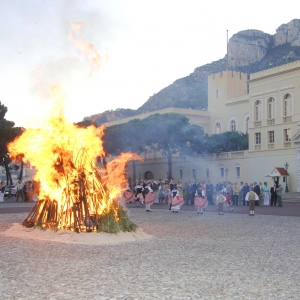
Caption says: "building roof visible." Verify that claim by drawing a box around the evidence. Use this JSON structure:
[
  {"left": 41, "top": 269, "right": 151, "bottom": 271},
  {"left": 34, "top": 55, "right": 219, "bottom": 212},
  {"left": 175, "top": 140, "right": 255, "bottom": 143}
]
[{"left": 265, "top": 167, "right": 289, "bottom": 177}]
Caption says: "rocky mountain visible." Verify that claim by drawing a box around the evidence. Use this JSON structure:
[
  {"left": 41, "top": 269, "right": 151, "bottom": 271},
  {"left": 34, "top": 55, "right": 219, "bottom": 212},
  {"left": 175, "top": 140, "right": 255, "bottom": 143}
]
[{"left": 84, "top": 19, "right": 300, "bottom": 125}]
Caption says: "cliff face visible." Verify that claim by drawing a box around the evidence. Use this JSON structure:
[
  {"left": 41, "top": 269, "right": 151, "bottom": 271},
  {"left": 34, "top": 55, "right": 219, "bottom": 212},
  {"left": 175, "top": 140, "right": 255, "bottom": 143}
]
[
  {"left": 227, "top": 30, "right": 272, "bottom": 68},
  {"left": 275, "top": 19, "right": 300, "bottom": 46},
  {"left": 84, "top": 19, "right": 300, "bottom": 125}
]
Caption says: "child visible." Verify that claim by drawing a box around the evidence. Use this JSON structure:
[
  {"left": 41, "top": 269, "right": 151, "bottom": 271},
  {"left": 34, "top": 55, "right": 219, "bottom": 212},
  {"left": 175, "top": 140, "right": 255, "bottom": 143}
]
[
  {"left": 225, "top": 193, "right": 234, "bottom": 211},
  {"left": 194, "top": 187, "right": 208, "bottom": 214},
  {"left": 144, "top": 181, "right": 156, "bottom": 212},
  {"left": 170, "top": 184, "right": 184, "bottom": 213},
  {"left": 216, "top": 191, "right": 225, "bottom": 215},
  {"left": 134, "top": 181, "right": 144, "bottom": 206}
]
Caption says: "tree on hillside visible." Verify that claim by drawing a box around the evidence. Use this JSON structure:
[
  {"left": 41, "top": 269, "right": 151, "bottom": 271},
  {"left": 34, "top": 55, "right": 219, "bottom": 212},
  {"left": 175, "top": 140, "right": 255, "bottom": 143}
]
[{"left": 0, "top": 102, "right": 23, "bottom": 185}]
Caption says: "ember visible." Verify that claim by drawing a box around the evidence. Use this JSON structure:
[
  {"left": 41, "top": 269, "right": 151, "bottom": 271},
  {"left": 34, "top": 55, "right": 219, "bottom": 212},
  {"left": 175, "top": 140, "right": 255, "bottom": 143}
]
[{"left": 8, "top": 87, "right": 139, "bottom": 233}]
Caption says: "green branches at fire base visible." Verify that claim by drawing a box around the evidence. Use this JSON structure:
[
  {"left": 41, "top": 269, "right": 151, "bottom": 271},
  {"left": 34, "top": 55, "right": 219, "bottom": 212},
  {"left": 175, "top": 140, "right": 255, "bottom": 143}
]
[{"left": 97, "top": 202, "right": 137, "bottom": 234}]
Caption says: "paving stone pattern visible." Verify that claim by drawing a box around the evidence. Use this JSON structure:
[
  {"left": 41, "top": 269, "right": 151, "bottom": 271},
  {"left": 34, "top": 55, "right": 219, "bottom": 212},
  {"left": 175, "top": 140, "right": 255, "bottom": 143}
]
[{"left": 0, "top": 209, "right": 300, "bottom": 299}]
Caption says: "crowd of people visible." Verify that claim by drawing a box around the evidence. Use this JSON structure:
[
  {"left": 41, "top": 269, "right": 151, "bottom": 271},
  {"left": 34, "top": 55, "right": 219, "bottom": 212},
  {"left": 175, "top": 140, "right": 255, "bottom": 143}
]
[{"left": 122, "top": 178, "right": 284, "bottom": 216}]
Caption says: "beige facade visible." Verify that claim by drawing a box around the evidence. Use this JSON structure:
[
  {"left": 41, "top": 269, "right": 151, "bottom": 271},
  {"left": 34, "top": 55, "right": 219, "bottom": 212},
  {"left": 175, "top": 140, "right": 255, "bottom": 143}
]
[{"left": 107, "top": 61, "right": 300, "bottom": 192}]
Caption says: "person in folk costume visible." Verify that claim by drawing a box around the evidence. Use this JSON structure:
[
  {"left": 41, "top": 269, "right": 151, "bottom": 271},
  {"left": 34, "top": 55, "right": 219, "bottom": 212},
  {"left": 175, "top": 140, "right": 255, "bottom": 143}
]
[
  {"left": 245, "top": 187, "right": 259, "bottom": 216},
  {"left": 134, "top": 181, "right": 144, "bottom": 206},
  {"left": 121, "top": 184, "right": 135, "bottom": 204},
  {"left": 170, "top": 184, "right": 184, "bottom": 212},
  {"left": 194, "top": 186, "right": 208, "bottom": 214},
  {"left": 144, "top": 181, "right": 156, "bottom": 212}
]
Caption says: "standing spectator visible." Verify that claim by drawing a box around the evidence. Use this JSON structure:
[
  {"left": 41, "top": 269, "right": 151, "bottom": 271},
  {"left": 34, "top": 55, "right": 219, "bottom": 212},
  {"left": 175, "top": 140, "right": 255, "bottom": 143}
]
[
  {"left": 262, "top": 182, "right": 270, "bottom": 206},
  {"left": 187, "top": 180, "right": 194, "bottom": 205},
  {"left": 177, "top": 180, "right": 183, "bottom": 196},
  {"left": 0, "top": 181, "right": 5, "bottom": 202},
  {"left": 192, "top": 180, "right": 200, "bottom": 205},
  {"left": 253, "top": 182, "right": 260, "bottom": 206},
  {"left": 276, "top": 184, "right": 283, "bottom": 207},
  {"left": 206, "top": 180, "right": 214, "bottom": 205},
  {"left": 215, "top": 181, "right": 223, "bottom": 193},
  {"left": 259, "top": 182, "right": 263, "bottom": 205},
  {"left": 216, "top": 191, "right": 225, "bottom": 215},
  {"left": 239, "top": 182, "right": 244, "bottom": 206},
  {"left": 226, "top": 181, "right": 232, "bottom": 197},
  {"left": 245, "top": 187, "right": 259, "bottom": 216},
  {"left": 270, "top": 183, "right": 277, "bottom": 206},
  {"left": 15, "top": 180, "right": 24, "bottom": 202},
  {"left": 242, "top": 182, "right": 250, "bottom": 206},
  {"left": 232, "top": 182, "right": 239, "bottom": 206}
]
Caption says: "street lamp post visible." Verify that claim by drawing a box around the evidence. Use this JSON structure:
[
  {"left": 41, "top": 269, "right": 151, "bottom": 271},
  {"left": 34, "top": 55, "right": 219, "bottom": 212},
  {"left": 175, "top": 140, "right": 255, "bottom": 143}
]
[
  {"left": 285, "top": 162, "right": 289, "bottom": 193},
  {"left": 225, "top": 168, "right": 228, "bottom": 182}
]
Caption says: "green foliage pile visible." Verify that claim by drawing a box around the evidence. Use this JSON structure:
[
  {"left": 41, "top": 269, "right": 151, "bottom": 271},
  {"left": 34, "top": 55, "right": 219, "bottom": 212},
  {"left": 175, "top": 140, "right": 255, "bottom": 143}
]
[{"left": 97, "top": 203, "right": 137, "bottom": 234}]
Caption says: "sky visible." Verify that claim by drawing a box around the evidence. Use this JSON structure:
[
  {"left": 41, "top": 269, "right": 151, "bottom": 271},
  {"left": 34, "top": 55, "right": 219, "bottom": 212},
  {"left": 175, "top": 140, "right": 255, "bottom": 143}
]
[{"left": 1, "top": 0, "right": 299, "bottom": 128}]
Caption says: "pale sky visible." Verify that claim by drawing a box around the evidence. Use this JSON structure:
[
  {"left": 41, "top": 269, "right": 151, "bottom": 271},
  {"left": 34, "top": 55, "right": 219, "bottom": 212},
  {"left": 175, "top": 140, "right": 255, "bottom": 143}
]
[{"left": 1, "top": 0, "right": 298, "bottom": 128}]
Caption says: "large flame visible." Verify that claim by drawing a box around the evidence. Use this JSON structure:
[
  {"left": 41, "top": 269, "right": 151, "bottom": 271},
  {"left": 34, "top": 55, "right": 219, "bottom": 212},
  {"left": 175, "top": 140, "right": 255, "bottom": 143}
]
[{"left": 8, "top": 86, "right": 139, "bottom": 230}]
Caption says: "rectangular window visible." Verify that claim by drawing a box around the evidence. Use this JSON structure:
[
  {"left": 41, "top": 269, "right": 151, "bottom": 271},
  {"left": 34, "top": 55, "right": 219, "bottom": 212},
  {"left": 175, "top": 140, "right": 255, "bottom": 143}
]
[
  {"left": 284, "top": 129, "right": 291, "bottom": 141},
  {"left": 179, "top": 169, "right": 183, "bottom": 178},
  {"left": 206, "top": 168, "right": 209, "bottom": 178},
  {"left": 268, "top": 131, "right": 274, "bottom": 143},
  {"left": 220, "top": 168, "right": 224, "bottom": 177},
  {"left": 236, "top": 167, "right": 240, "bottom": 177},
  {"left": 255, "top": 133, "right": 261, "bottom": 145}
]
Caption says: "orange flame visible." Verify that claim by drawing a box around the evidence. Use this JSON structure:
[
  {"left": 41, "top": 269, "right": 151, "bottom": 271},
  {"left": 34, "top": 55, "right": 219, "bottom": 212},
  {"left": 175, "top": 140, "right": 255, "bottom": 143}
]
[
  {"left": 8, "top": 86, "right": 139, "bottom": 229},
  {"left": 68, "top": 22, "right": 108, "bottom": 75}
]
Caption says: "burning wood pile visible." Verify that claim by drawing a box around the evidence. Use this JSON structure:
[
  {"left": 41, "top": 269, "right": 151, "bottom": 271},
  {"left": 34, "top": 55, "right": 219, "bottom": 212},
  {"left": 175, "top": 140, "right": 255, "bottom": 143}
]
[{"left": 8, "top": 105, "right": 139, "bottom": 233}]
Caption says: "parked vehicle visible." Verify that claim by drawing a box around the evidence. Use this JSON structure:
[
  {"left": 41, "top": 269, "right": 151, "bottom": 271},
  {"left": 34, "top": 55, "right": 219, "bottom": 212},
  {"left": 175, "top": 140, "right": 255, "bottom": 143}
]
[{"left": 4, "top": 185, "right": 17, "bottom": 197}]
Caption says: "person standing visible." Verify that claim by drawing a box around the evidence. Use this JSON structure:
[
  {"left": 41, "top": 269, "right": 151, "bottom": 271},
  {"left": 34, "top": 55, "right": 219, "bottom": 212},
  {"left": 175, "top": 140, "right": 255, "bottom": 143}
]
[
  {"left": 216, "top": 191, "right": 225, "bottom": 215},
  {"left": 232, "top": 182, "right": 239, "bottom": 206},
  {"left": 276, "top": 184, "right": 283, "bottom": 207},
  {"left": 262, "top": 182, "right": 270, "bottom": 206},
  {"left": 15, "top": 180, "right": 24, "bottom": 202},
  {"left": 245, "top": 187, "right": 259, "bottom": 216},
  {"left": 270, "top": 183, "right": 277, "bottom": 206},
  {"left": 206, "top": 180, "right": 214, "bottom": 205},
  {"left": 144, "top": 181, "right": 156, "bottom": 212},
  {"left": 187, "top": 180, "right": 194, "bottom": 205},
  {"left": 0, "top": 181, "right": 5, "bottom": 202},
  {"left": 253, "top": 182, "right": 260, "bottom": 206},
  {"left": 259, "top": 182, "right": 263, "bottom": 205},
  {"left": 242, "top": 182, "right": 250, "bottom": 206}
]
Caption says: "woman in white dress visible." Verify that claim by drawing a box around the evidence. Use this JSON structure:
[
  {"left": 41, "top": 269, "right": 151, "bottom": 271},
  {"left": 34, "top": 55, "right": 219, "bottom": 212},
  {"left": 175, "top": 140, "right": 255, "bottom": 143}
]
[{"left": 262, "top": 182, "right": 270, "bottom": 206}]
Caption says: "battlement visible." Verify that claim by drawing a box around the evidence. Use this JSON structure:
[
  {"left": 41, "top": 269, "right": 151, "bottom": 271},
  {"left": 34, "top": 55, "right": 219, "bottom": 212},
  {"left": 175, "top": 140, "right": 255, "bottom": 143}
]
[
  {"left": 226, "top": 94, "right": 250, "bottom": 105},
  {"left": 250, "top": 60, "right": 300, "bottom": 80}
]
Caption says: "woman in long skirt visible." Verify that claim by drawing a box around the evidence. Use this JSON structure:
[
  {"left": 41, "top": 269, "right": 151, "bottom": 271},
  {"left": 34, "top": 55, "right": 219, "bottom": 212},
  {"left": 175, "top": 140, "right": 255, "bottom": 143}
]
[
  {"left": 194, "top": 187, "right": 208, "bottom": 214},
  {"left": 144, "top": 181, "right": 156, "bottom": 212},
  {"left": 262, "top": 182, "right": 270, "bottom": 206},
  {"left": 170, "top": 184, "right": 184, "bottom": 212}
]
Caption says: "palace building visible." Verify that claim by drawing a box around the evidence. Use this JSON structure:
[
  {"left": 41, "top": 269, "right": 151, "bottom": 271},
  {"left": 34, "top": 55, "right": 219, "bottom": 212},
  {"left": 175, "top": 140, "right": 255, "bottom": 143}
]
[{"left": 107, "top": 60, "right": 300, "bottom": 192}]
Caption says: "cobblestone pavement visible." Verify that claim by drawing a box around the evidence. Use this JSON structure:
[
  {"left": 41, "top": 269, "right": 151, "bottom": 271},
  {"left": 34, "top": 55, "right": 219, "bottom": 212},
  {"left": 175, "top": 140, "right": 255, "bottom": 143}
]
[{"left": 1, "top": 209, "right": 300, "bottom": 299}]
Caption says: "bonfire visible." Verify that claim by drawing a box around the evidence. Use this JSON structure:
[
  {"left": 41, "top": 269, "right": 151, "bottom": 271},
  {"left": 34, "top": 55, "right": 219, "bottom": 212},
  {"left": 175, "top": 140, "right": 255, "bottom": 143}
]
[{"left": 8, "top": 89, "right": 139, "bottom": 233}]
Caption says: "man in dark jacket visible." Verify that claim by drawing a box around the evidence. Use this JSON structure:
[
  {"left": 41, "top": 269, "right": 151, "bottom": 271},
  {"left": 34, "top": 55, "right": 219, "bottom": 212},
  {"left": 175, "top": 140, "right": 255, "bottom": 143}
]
[
  {"left": 242, "top": 183, "right": 250, "bottom": 206},
  {"left": 270, "top": 183, "right": 277, "bottom": 206},
  {"left": 253, "top": 182, "right": 261, "bottom": 206}
]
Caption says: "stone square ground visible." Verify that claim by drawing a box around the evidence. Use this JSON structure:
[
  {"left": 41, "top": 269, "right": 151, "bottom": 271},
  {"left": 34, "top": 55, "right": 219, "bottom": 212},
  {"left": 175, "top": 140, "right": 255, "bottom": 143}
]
[{"left": 0, "top": 205, "right": 300, "bottom": 299}]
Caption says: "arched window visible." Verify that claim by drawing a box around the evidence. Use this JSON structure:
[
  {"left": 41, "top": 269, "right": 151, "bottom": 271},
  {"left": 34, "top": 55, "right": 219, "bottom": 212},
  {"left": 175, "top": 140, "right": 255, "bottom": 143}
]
[
  {"left": 255, "top": 100, "right": 261, "bottom": 121},
  {"left": 284, "top": 94, "right": 292, "bottom": 116},
  {"left": 268, "top": 97, "right": 275, "bottom": 119},
  {"left": 230, "top": 120, "right": 236, "bottom": 132},
  {"left": 215, "top": 122, "right": 221, "bottom": 134},
  {"left": 246, "top": 117, "right": 249, "bottom": 133},
  {"left": 144, "top": 171, "right": 153, "bottom": 180}
]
